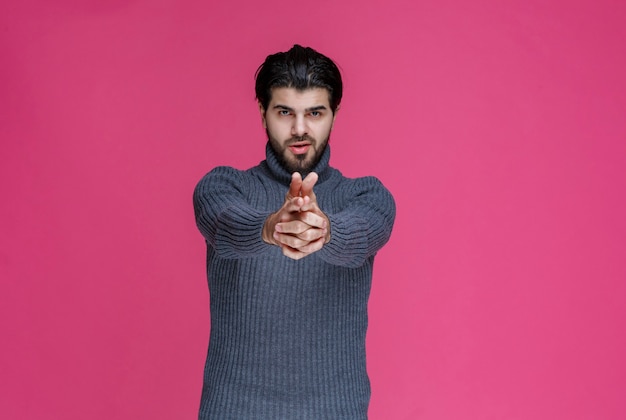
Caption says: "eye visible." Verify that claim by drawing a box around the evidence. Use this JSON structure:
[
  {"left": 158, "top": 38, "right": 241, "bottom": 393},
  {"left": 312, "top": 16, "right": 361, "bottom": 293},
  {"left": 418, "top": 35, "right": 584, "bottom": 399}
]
[
  {"left": 279, "top": 110, "right": 291, "bottom": 116},
  {"left": 309, "top": 111, "right": 321, "bottom": 118}
]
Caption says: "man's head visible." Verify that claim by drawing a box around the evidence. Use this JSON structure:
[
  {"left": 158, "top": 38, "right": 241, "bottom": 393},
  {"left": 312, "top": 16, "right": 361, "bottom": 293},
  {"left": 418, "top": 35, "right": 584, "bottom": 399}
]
[
  {"left": 255, "top": 45, "right": 343, "bottom": 114},
  {"left": 255, "top": 45, "right": 343, "bottom": 174}
]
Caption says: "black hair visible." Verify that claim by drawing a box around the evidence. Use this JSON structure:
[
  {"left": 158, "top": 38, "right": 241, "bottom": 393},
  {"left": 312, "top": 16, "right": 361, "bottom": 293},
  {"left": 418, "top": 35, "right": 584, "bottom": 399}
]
[{"left": 255, "top": 44, "right": 343, "bottom": 114}]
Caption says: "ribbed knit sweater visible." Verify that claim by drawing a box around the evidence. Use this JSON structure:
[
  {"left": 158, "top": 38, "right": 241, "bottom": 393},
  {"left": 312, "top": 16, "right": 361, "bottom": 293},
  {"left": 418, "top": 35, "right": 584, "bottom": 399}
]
[{"left": 193, "top": 143, "right": 395, "bottom": 419}]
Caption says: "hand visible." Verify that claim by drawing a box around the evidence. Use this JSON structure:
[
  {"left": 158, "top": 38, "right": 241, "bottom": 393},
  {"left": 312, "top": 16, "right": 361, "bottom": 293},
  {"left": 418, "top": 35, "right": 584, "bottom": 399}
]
[
  {"left": 296, "top": 172, "right": 331, "bottom": 244},
  {"left": 263, "top": 172, "right": 330, "bottom": 259}
]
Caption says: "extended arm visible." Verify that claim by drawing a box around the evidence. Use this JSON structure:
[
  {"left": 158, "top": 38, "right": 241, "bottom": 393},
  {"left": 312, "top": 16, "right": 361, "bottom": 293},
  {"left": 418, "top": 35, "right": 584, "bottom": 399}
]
[
  {"left": 316, "top": 177, "right": 396, "bottom": 268},
  {"left": 193, "top": 167, "right": 272, "bottom": 258}
]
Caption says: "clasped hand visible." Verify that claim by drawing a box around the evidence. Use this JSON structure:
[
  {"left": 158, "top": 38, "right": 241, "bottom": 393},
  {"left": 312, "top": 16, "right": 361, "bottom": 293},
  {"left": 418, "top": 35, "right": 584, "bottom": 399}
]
[{"left": 263, "top": 172, "right": 330, "bottom": 260}]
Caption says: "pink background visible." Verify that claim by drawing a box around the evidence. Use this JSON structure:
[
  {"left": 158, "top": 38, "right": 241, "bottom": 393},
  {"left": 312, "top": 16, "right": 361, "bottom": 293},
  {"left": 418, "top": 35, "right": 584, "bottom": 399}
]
[{"left": 1, "top": 0, "right": 625, "bottom": 419}]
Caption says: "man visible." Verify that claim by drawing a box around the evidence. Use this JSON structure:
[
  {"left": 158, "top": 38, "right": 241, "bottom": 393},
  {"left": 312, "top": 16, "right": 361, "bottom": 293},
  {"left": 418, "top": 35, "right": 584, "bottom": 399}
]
[{"left": 193, "top": 45, "right": 395, "bottom": 419}]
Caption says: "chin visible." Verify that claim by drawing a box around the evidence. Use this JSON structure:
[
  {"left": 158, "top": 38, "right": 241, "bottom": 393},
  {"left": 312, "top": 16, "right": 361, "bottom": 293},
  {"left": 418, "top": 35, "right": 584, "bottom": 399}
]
[{"left": 282, "top": 158, "right": 312, "bottom": 174}]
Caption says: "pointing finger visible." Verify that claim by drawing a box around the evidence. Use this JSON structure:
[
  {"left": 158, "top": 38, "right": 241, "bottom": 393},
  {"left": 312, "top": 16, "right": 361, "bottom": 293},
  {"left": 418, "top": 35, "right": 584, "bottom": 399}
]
[
  {"left": 300, "top": 172, "right": 318, "bottom": 197},
  {"left": 288, "top": 172, "right": 303, "bottom": 198}
]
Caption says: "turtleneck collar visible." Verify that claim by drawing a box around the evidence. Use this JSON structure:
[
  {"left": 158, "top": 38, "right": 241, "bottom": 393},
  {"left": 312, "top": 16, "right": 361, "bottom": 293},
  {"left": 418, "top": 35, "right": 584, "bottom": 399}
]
[{"left": 263, "top": 142, "right": 333, "bottom": 186}]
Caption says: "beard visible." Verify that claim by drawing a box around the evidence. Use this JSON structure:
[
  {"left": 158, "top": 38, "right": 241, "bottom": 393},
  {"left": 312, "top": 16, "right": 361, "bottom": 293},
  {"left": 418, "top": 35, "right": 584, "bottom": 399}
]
[{"left": 268, "top": 131, "right": 330, "bottom": 175}]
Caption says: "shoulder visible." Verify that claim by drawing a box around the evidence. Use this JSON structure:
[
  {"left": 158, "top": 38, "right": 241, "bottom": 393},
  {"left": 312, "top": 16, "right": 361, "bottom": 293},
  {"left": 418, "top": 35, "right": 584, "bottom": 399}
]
[
  {"left": 354, "top": 176, "right": 395, "bottom": 209},
  {"left": 322, "top": 171, "right": 395, "bottom": 214},
  {"left": 195, "top": 165, "right": 254, "bottom": 187},
  {"left": 193, "top": 165, "right": 251, "bottom": 198},
  {"left": 335, "top": 172, "right": 394, "bottom": 198},
  {"left": 198, "top": 165, "right": 246, "bottom": 180}
]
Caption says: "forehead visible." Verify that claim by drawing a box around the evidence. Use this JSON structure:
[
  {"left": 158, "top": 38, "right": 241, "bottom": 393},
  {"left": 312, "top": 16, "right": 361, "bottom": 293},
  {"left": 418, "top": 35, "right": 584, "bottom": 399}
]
[{"left": 268, "top": 87, "right": 331, "bottom": 109}]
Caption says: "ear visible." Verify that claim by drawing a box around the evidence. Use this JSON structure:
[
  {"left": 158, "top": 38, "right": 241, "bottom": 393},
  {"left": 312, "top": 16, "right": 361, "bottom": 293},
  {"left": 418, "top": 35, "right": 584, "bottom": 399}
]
[{"left": 258, "top": 102, "right": 267, "bottom": 129}]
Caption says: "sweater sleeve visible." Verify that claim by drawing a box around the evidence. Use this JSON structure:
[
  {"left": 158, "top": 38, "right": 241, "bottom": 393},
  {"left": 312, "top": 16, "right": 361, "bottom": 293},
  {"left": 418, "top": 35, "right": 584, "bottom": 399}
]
[
  {"left": 317, "top": 176, "right": 396, "bottom": 268},
  {"left": 193, "top": 166, "right": 272, "bottom": 259}
]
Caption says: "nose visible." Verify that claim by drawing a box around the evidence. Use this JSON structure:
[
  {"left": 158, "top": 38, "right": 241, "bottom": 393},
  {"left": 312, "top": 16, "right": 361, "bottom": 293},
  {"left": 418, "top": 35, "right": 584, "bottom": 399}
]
[{"left": 291, "top": 114, "right": 307, "bottom": 137}]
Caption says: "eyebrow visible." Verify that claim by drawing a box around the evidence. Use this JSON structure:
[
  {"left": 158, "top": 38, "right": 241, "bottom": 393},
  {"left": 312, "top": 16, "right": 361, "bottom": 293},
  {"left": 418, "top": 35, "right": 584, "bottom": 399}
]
[{"left": 272, "top": 104, "right": 328, "bottom": 112}]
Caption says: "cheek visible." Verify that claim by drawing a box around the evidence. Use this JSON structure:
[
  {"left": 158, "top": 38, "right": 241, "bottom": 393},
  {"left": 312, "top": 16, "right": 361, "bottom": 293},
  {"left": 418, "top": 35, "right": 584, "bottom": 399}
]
[
  {"left": 318, "top": 122, "right": 334, "bottom": 137},
  {"left": 265, "top": 116, "right": 279, "bottom": 129},
  {"left": 266, "top": 120, "right": 288, "bottom": 139}
]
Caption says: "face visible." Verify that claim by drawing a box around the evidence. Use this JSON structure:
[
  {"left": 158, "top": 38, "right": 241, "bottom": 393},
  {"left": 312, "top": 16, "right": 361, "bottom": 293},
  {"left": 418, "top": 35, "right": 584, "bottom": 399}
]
[{"left": 260, "top": 87, "right": 338, "bottom": 174}]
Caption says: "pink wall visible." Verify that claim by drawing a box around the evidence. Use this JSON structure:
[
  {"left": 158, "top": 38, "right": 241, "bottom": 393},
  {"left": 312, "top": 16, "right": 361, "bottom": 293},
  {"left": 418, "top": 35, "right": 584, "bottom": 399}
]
[{"left": 1, "top": 0, "right": 625, "bottom": 419}]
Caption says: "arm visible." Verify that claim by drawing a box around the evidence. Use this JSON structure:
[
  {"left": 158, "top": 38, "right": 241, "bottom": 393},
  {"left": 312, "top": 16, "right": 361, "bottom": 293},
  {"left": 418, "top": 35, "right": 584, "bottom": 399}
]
[
  {"left": 193, "top": 166, "right": 272, "bottom": 259},
  {"left": 316, "top": 176, "right": 396, "bottom": 268}
]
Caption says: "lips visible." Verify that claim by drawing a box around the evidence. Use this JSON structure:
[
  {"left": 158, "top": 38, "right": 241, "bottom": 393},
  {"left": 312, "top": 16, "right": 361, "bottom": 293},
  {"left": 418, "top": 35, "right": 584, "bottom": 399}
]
[{"left": 288, "top": 142, "right": 311, "bottom": 155}]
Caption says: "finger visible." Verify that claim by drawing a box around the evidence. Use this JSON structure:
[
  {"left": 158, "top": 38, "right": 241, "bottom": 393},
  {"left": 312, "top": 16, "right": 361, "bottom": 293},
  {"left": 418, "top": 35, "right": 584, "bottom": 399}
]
[
  {"left": 296, "top": 227, "right": 326, "bottom": 242},
  {"left": 293, "top": 210, "right": 327, "bottom": 229},
  {"left": 280, "top": 246, "right": 308, "bottom": 260},
  {"left": 298, "top": 198, "right": 323, "bottom": 214},
  {"left": 279, "top": 236, "right": 324, "bottom": 259},
  {"left": 288, "top": 172, "right": 303, "bottom": 198},
  {"left": 273, "top": 231, "right": 310, "bottom": 250},
  {"left": 275, "top": 219, "right": 311, "bottom": 235},
  {"left": 277, "top": 223, "right": 326, "bottom": 243},
  {"left": 279, "top": 196, "right": 305, "bottom": 218},
  {"left": 300, "top": 172, "right": 318, "bottom": 197},
  {"left": 274, "top": 228, "right": 326, "bottom": 251},
  {"left": 294, "top": 236, "right": 325, "bottom": 254}
]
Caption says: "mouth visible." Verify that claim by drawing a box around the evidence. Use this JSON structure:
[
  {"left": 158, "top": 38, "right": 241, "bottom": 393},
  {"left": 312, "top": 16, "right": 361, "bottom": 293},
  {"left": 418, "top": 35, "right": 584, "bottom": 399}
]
[{"left": 288, "top": 141, "right": 311, "bottom": 155}]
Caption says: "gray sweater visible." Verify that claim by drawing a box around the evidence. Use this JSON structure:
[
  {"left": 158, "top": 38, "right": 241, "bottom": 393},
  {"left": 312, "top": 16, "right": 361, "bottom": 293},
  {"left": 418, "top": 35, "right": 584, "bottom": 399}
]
[{"left": 193, "top": 144, "right": 396, "bottom": 419}]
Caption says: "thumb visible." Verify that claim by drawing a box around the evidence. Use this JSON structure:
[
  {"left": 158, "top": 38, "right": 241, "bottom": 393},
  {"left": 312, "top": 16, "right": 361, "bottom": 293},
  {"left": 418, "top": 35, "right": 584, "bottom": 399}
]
[{"left": 300, "top": 172, "right": 319, "bottom": 198}]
